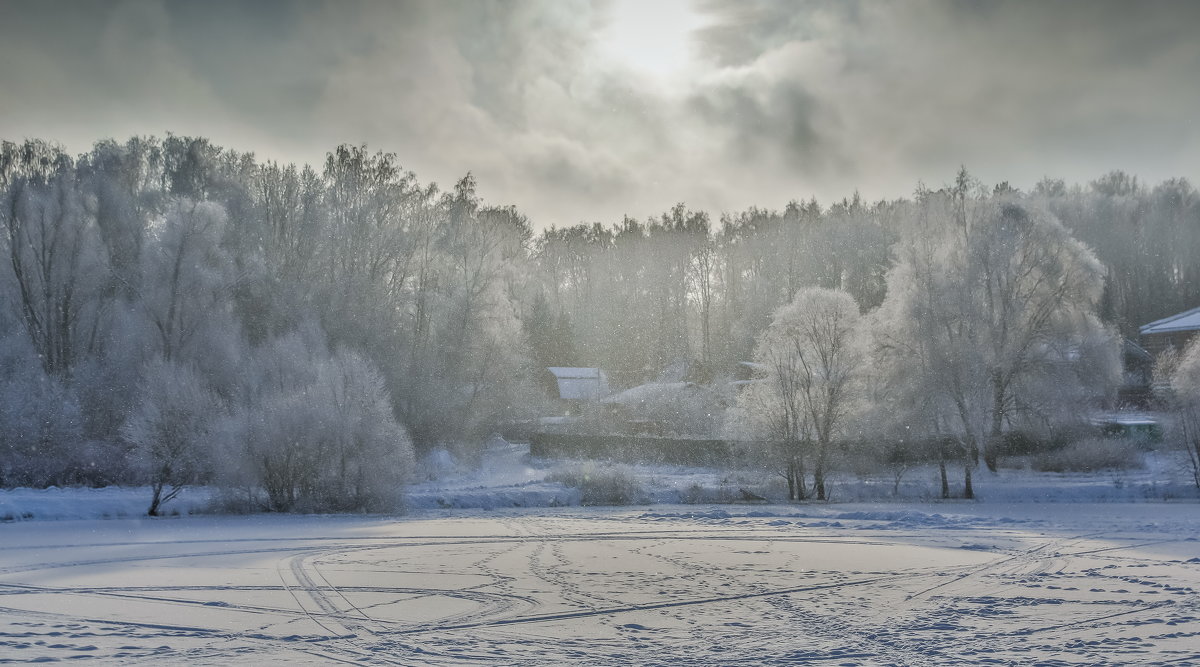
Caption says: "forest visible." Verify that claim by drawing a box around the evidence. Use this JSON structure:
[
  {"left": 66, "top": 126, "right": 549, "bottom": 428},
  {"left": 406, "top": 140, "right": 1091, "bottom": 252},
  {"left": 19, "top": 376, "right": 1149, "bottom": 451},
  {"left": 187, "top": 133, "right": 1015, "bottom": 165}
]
[{"left": 2, "top": 136, "right": 1199, "bottom": 511}]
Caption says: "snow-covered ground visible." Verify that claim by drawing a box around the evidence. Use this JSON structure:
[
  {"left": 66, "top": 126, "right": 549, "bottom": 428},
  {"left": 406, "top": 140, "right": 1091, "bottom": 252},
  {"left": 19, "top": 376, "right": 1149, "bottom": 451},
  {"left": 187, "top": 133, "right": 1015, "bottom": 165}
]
[
  {"left": 2, "top": 446, "right": 1199, "bottom": 663},
  {"left": 1, "top": 504, "right": 1199, "bottom": 664},
  {"left": 0, "top": 486, "right": 214, "bottom": 523}
]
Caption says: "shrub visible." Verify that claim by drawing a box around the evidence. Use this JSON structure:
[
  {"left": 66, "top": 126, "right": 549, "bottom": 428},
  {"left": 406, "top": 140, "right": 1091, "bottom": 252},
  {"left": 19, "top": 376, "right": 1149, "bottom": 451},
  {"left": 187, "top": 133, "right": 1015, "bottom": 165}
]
[
  {"left": 547, "top": 462, "right": 643, "bottom": 505},
  {"left": 0, "top": 333, "right": 85, "bottom": 487},
  {"left": 1032, "top": 437, "right": 1140, "bottom": 473},
  {"left": 122, "top": 359, "right": 223, "bottom": 516},
  {"left": 220, "top": 333, "right": 414, "bottom": 513}
]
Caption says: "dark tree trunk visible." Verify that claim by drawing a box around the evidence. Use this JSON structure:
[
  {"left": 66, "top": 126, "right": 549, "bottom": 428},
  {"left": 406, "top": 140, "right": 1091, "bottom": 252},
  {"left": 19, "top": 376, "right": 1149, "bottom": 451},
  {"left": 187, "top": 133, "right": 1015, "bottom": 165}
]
[
  {"left": 814, "top": 448, "right": 827, "bottom": 501},
  {"left": 985, "top": 373, "right": 1004, "bottom": 472},
  {"left": 147, "top": 481, "right": 164, "bottom": 517}
]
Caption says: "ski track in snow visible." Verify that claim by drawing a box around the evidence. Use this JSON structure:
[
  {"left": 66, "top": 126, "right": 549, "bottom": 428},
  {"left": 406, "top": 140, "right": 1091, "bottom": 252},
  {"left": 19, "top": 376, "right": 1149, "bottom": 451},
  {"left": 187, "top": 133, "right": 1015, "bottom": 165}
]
[{"left": 0, "top": 506, "right": 1198, "bottom": 664}]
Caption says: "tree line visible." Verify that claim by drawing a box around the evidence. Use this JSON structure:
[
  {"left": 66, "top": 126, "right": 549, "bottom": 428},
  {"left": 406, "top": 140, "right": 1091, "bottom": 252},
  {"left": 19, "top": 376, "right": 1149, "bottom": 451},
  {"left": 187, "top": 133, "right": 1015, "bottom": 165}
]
[{"left": 1, "top": 136, "right": 1197, "bottom": 510}]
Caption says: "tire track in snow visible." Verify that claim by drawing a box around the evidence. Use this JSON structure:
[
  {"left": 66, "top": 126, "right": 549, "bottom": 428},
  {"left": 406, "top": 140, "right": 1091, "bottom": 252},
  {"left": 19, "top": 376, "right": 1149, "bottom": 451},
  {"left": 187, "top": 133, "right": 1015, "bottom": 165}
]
[
  {"left": 384, "top": 572, "right": 915, "bottom": 635},
  {"left": 904, "top": 532, "right": 1098, "bottom": 601},
  {"left": 0, "top": 601, "right": 375, "bottom": 665},
  {"left": 275, "top": 550, "right": 357, "bottom": 640},
  {"left": 0, "top": 530, "right": 891, "bottom": 577}
]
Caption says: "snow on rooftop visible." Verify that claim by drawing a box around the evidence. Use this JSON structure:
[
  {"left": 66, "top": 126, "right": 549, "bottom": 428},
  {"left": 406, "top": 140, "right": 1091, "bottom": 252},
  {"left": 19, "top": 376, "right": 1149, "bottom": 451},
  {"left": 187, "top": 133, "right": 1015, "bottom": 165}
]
[
  {"left": 546, "top": 367, "right": 610, "bottom": 400},
  {"left": 601, "top": 381, "right": 695, "bottom": 405},
  {"left": 547, "top": 367, "right": 602, "bottom": 379},
  {"left": 1140, "top": 305, "right": 1200, "bottom": 335}
]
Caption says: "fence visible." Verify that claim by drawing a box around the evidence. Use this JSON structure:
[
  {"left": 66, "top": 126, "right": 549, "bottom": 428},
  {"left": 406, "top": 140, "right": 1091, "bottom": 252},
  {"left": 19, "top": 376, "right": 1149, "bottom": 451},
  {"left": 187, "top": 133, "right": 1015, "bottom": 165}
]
[{"left": 529, "top": 433, "right": 751, "bottom": 467}]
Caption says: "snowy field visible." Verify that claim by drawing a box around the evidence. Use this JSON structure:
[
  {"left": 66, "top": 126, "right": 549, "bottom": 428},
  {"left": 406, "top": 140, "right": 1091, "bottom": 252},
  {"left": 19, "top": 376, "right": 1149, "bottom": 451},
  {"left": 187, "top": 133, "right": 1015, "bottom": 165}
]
[{"left": 2, "top": 503, "right": 1199, "bottom": 665}]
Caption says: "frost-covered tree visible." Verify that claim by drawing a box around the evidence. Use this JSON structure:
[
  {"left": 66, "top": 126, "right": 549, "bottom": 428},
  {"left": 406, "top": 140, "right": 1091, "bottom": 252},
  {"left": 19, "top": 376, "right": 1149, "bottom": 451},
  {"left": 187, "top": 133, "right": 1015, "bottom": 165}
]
[
  {"left": 122, "top": 359, "right": 222, "bottom": 516},
  {"left": 1038, "top": 174, "right": 1200, "bottom": 338},
  {"left": 399, "top": 177, "right": 536, "bottom": 448},
  {"left": 1, "top": 170, "right": 110, "bottom": 379},
  {"left": 688, "top": 234, "right": 721, "bottom": 370},
  {"left": 740, "top": 288, "right": 864, "bottom": 500},
  {"left": 3, "top": 132, "right": 1182, "bottom": 499},
  {"left": 869, "top": 255, "right": 969, "bottom": 499},
  {"left": 141, "top": 199, "right": 233, "bottom": 362},
  {"left": 77, "top": 137, "right": 162, "bottom": 297},
  {"left": 876, "top": 181, "right": 1117, "bottom": 496}
]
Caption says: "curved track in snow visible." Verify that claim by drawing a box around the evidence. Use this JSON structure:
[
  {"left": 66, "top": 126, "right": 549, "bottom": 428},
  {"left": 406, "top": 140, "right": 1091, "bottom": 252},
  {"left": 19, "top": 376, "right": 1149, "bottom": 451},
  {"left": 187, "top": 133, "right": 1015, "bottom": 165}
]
[{"left": 0, "top": 505, "right": 1198, "bottom": 664}]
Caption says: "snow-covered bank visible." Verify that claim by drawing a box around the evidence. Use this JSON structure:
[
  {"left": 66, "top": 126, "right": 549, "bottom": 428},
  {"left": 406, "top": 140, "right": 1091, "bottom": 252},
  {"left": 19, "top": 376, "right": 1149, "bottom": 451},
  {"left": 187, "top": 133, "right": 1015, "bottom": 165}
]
[
  {"left": 825, "top": 452, "right": 1200, "bottom": 504},
  {"left": 405, "top": 480, "right": 581, "bottom": 510},
  {"left": 4, "top": 449, "right": 1197, "bottom": 522},
  {"left": 404, "top": 442, "right": 582, "bottom": 510},
  {"left": 0, "top": 485, "right": 213, "bottom": 522}
]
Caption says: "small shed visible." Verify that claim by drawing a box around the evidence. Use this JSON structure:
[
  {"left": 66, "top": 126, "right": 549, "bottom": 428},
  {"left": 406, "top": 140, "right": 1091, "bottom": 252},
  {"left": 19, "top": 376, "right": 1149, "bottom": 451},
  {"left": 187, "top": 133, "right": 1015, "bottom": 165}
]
[{"left": 544, "top": 367, "right": 610, "bottom": 402}]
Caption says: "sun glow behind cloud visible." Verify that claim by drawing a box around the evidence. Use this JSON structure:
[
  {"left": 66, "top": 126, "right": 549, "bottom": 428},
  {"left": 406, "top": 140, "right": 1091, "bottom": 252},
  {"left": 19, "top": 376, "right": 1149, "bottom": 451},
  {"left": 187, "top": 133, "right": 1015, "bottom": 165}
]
[
  {"left": 594, "top": 0, "right": 707, "bottom": 82},
  {"left": 2, "top": 1, "right": 1198, "bottom": 228}
]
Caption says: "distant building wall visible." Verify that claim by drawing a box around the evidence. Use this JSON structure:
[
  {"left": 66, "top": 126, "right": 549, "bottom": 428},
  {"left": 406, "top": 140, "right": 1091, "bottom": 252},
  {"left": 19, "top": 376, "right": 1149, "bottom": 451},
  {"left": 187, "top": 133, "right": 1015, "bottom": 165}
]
[
  {"left": 1140, "top": 306, "right": 1200, "bottom": 356},
  {"left": 1141, "top": 330, "right": 1196, "bottom": 357}
]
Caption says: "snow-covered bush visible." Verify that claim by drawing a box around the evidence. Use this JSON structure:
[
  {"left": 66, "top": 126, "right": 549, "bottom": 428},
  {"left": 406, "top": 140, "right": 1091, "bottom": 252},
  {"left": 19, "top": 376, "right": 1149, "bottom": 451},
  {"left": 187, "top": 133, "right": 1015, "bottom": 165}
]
[
  {"left": 1031, "top": 437, "right": 1141, "bottom": 473},
  {"left": 548, "top": 462, "right": 643, "bottom": 506},
  {"left": 0, "top": 333, "right": 85, "bottom": 487},
  {"left": 122, "top": 358, "right": 222, "bottom": 515},
  {"left": 222, "top": 330, "right": 415, "bottom": 512}
]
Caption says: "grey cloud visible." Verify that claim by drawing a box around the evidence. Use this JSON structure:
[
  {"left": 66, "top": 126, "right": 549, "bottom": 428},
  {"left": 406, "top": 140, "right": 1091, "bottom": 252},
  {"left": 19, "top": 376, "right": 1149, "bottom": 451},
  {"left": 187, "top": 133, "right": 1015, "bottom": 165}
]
[
  {"left": 692, "top": 1, "right": 862, "bottom": 68},
  {"left": 2, "top": 0, "right": 1199, "bottom": 226},
  {"left": 684, "top": 0, "right": 1200, "bottom": 202},
  {"left": 688, "top": 79, "right": 824, "bottom": 168}
]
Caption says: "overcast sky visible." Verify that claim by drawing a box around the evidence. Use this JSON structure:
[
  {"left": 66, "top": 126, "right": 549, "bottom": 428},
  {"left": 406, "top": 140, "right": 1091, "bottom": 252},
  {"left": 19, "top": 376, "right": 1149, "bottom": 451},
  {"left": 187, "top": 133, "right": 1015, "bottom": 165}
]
[{"left": 2, "top": 0, "right": 1198, "bottom": 227}]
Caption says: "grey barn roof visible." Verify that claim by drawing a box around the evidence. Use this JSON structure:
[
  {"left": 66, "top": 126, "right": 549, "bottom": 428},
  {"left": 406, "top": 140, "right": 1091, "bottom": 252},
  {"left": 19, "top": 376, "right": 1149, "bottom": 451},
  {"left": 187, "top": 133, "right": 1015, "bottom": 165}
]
[
  {"left": 1140, "top": 306, "right": 1200, "bottom": 336},
  {"left": 546, "top": 367, "right": 610, "bottom": 401}
]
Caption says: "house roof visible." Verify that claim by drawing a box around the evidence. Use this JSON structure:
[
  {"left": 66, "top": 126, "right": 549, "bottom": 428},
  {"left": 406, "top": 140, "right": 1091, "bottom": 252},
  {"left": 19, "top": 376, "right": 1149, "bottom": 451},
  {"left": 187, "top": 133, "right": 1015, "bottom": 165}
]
[
  {"left": 546, "top": 367, "right": 609, "bottom": 400},
  {"left": 600, "top": 381, "right": 696, "bottom": 406},
  {"left": 547, "top": 367, "right": 603, "bottom": 379},
  {"left": 1140, "top": 306, "right": 1200, "bottom": 336}
]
